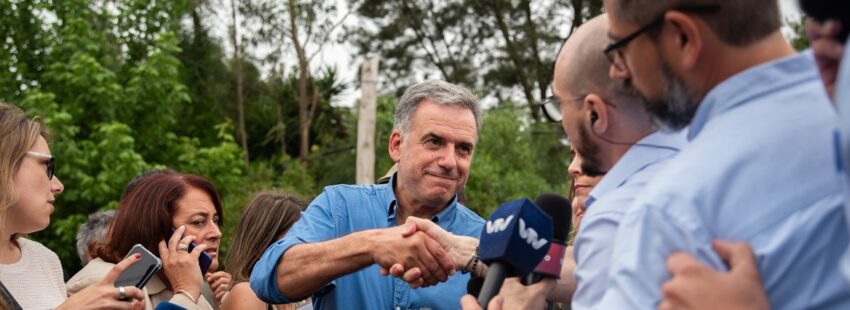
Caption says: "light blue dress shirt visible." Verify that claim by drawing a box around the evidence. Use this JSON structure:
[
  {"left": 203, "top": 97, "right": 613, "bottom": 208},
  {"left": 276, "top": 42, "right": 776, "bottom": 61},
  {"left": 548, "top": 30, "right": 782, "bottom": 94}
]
[
  {"left": 571, "top": 129, "right": 686, "bottom": 310},
  {"left": 250, "top": 174, "right": 484, "bottom": 310},
  {"left": 836, "top": 38, "right": 850, "bottom": 283},
  {"left": 598, "top": 51, "right": 850, "bottom": 309}
]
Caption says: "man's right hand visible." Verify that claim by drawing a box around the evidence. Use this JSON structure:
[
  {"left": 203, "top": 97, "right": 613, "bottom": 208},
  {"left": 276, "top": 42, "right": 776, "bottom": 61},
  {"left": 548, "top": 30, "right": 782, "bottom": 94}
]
[
  {"left": 371, "top": 223, "right": 456, "bottom": 287},
  {"left": 402, "top": 216, "right": 478, "bottom": 271},
  {"left": 380, "top": 217, "right": 479, "bottom": 287}
]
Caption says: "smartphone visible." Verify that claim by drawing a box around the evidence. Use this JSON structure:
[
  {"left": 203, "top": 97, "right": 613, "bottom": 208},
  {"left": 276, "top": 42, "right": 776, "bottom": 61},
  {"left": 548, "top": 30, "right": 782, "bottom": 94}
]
[
  {"left": 115, "top": 244, "right": 162, "bottom": 289},
  {"left": 166, "top": 228, "right": 213, "bottom": 275}
]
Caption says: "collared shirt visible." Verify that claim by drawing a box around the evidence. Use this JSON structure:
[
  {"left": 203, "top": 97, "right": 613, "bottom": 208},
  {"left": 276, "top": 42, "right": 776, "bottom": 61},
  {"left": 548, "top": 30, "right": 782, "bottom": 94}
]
[
  {"left": 571, "top": 129, "right": 686, "bottom": 310},
  {"left": 598, "top": 51, "right": 850, "bottom": 309},
  {"left": 250, "top": 174, "right": 484, "bottom": 310},
  {"left": 835, "top": 37, "right": 850, "bottom": 282}
]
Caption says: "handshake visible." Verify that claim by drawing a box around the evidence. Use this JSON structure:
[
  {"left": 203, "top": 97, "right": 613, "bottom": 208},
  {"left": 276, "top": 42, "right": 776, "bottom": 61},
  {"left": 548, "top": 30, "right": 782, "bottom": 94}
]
[{"left": 373, "top": 216, "right": 482, "bottom": 288}]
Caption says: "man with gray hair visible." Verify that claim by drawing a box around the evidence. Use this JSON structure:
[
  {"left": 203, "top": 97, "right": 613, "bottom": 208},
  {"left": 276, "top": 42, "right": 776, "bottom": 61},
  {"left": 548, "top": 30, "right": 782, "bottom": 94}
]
[
  {"left": 75, "top": 210, "right": 116, "bottom": 265},
  {"left": 251, "top": 80, "right": 484, "bottom": 310}
]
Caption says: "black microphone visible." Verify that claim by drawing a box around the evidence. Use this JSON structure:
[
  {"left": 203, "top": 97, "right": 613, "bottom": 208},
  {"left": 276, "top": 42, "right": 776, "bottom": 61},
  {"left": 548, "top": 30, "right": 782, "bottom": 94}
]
[
  {"left": 522, "top": 193, "right": 572, "bottom": 285},
  {"left": 476, "top": 198, "right": 553, "bottom": 308},
  {"left": 467, "top": 275, "right": 484, "bottom": 297}
]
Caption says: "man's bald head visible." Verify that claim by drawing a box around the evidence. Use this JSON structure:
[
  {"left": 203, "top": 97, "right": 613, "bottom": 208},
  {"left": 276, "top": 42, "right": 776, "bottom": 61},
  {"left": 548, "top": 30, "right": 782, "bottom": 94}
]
[
  {"left": 554, "top": 15, "right": 643, "bottom": 113},
  {"left": 556, "top": 16, "right": 611, "bottom": 102}
]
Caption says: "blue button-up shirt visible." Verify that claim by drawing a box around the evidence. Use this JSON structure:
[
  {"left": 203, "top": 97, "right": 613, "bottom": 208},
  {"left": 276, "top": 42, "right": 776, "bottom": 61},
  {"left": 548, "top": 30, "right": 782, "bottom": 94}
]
[
  {"left": 571, "top": 130, "right": 686, "bottom": 310},
  {"left": 598, "top": 51, "right": 850, "bottom": 309},
  {"left": 250, "top": 175, "right": 484, "bottom": 310},
  {"left": 835, "top": 39, "right": 850, "bottom": 282}
]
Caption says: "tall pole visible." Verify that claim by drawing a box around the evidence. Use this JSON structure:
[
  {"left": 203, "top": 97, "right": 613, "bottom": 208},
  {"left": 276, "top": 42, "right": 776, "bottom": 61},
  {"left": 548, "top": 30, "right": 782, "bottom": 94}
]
[{"left": 356, "top": 55, "right": 380, "bottom": 184}]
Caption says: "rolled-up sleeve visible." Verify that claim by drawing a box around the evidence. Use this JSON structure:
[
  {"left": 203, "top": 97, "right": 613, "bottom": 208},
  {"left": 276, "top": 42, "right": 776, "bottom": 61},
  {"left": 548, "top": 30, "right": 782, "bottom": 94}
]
[{"left": 250, "top": 189, "right": 338, "bottom": 303}]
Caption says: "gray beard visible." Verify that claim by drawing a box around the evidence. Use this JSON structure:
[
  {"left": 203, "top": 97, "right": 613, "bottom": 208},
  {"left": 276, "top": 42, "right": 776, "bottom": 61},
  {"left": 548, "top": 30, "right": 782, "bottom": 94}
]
[{"left": 642, "top": 64, "right": 700, "bottom": 131}]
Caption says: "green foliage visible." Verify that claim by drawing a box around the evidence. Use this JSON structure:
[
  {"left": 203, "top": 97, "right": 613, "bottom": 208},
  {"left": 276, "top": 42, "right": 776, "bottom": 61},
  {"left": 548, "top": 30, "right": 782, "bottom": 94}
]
[
  {"left": 2, "top": 0, "right": 577, "bottom": 277},
  {"left": 465, "top": 106, "right": 569, "bottom": 216},
  {"left": 786, "top": 15, "right": 810, "bottom": 51}
]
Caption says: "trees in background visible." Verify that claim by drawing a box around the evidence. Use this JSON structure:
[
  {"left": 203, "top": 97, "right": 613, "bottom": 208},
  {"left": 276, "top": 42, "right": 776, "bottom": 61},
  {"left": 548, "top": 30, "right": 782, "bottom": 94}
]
[
  {"left": 1, "top": 0, "right": 574, "bottom": 275},
  {"left": 350, "top": 0, "right": 603, "bottom": 120}
]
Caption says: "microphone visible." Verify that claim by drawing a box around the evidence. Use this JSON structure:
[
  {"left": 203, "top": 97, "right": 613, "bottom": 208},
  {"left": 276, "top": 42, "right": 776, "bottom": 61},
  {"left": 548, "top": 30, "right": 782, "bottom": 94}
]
[
  {"left": 477, "top": 198, "right": 553, "bottom": 308},
  {"left": 522, "top": 193, "right": 572, "bottom": 285},
  {"left": 467, "top": 275, "right": 484, "bottom": 297}
]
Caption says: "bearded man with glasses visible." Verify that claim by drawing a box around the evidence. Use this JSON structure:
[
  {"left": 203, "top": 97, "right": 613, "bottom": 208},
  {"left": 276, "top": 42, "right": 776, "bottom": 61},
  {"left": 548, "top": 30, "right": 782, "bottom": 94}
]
[{"left": 596, "top": 0, "right": 850, "bottom": 309}]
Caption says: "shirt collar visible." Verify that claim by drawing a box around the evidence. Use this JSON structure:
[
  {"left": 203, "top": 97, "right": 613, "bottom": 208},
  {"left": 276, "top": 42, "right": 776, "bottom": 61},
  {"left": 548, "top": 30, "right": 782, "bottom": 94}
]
[
  {"left": 587, "top": 129, "right": 687, "bottom": 207},
  {"left": 688, "top": 51, "right": 817, "bottom": 140},
  {"left": 383, "top": 172, "right": 459, "bottom": 224}
]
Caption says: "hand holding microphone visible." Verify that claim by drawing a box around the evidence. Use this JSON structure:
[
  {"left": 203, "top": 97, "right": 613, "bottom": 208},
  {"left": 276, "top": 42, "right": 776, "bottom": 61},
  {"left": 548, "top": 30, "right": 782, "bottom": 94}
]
[
  {"left": 476, "top": 198, "right": 553, "bottom": 308},
  {"left": 460, "top": 278, "right": 557, "bottom": 310}
]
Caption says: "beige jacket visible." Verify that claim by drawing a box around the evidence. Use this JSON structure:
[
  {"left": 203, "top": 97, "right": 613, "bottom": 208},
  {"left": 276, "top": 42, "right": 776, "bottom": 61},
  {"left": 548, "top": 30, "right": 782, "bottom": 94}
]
[{"left": 67, "top": 258, "right": 213, "bottom": 310}]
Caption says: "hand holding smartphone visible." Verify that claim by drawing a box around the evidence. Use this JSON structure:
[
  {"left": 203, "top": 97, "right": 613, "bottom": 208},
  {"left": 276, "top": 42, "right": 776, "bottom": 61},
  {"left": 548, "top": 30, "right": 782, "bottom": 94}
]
[
  {"left": 114, "top": 244, "right": 162, "bottom": 289},
  {"left": 167, "top": 228, "right": 213, "bottom": 275}
]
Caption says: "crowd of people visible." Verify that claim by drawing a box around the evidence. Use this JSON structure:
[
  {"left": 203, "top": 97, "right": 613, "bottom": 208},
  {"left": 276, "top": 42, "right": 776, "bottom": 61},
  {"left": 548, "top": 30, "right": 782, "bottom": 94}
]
[{"left": 2, "top": 0, "right": 850, "bottom": 309}]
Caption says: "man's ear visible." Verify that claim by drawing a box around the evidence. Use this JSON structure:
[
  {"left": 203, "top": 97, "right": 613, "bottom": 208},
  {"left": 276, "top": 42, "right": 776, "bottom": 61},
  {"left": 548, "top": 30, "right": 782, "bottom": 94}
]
[
  {"left": 663, "top": 11, "right": 703, "bottom": 70},
  {"left": 585, "top": 93, "right": 610, "bottom": 134},
  {"left": 388, "top": 130, "right": 403, "bottom": 163}
]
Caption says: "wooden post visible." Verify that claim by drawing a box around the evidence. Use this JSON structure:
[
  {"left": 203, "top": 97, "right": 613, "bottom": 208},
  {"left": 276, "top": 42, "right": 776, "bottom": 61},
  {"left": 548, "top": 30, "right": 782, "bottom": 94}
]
[{"left": 356, "top": 55, "right": 379, "bottom": 184}]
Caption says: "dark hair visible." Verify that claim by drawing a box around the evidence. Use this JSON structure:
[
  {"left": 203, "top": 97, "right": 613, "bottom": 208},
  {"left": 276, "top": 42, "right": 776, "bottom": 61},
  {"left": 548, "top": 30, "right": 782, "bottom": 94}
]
[
  {"left": 800, "top": 0, "right": 850, "bottom": 42},
  {"left": 225, "top": 192, "right": 307, "bottom": 283},
  {"left": 121, "top": 169, "right": 177, "bottom": 200},
  {"left": 609, "top": 0, "right": 781, "bottom": 47},
  {"left": 96, "top": 172, "right": 224, "bottom": 264}
]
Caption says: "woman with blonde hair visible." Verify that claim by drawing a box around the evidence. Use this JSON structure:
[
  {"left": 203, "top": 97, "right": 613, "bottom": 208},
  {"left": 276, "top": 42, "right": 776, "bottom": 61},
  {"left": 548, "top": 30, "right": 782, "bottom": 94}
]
[
  {"left": 221, "top": 192, "right": 308, "bottom": 310},
  {"left": 0, "top": 103, "right": 155, "bottom": 309}
]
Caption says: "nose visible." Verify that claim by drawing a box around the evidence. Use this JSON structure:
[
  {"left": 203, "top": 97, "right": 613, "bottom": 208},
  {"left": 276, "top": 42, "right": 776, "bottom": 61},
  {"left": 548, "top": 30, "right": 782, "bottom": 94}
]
[
  {"left": 205, "top": 222, "right": 222, "bottom": 242},
  {"left": 435, "top": 145, "right": 459, "bottom": 172},
  {"left": 568, "top": 155, "right": 583, "bottom": 177},
  {"left": 51, "top": 176, "right": 64, "bottom": 194}
]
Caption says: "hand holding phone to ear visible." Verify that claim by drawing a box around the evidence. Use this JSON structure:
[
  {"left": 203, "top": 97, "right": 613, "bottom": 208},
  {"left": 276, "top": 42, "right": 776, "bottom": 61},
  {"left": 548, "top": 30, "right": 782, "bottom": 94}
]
[{"left": 159, "top": 225, "right": 206, "bottom": 303}]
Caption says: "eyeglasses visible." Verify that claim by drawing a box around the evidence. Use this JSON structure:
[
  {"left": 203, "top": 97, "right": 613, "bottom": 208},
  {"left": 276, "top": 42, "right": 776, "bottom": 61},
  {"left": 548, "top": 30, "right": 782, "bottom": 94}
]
[
  {"left": 538, "top": 97, "right": 563, "bottom": 123},
  {"left": 26, "top": 151, "right": 55, "bottom": 180},
  {"left": 539, "top": 94, "right": 592, "bottom": 123},
  {"left": 603, "top": 4, "right": 722, "bottom": 73}
]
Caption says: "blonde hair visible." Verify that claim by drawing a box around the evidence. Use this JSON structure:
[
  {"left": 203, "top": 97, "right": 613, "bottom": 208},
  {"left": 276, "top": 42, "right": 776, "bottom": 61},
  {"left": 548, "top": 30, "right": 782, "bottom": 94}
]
[
  {"left": 225, "top": 192, "right": 307, "bottom": 284},
  {"left": 0, "top": 103, "right": 48, "bottom": 243}
]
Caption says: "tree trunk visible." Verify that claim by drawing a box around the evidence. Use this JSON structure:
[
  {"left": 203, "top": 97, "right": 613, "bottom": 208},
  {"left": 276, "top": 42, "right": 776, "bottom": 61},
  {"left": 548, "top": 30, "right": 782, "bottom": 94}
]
[
  {"left": 276, "top": 97, "right": 286, "bottom": 159},
  {"left": 521, "top": 0, "right": 548, "bottom": 104},
  {"left": 490, "top": 0, "right": 540, "bottom": 120},
  {"left": 356, "top": 56, "right": 379, "bottom": 184},
  {"left": 288, "top": 0, "right": 313, "bottom": 165},
  {"left": 230, "top": 0, "right": 249, "bottom": 168}
]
